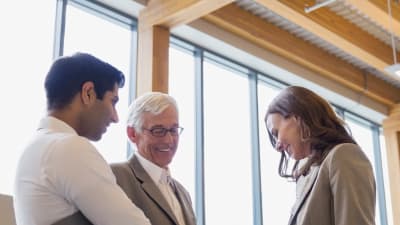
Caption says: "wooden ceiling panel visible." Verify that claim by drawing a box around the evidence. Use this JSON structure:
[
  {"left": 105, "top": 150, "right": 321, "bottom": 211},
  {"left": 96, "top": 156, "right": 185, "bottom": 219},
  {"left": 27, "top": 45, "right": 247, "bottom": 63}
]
[
  {"left": 369, "top": 0, "right": 400, "bottom": 21},
  {"left": 136, "top": 0, "right": 400, "bottom": 106},
  {"left": 204, "top": 3, "right": 400, "bottom": 106},
  {"left": 344, "top": 0, "right": 400, "bottom": 38},
  {"left": 254, "top": 0, "right": 399, "bottom": 71},
  {"left": 139, "top": 0, "right": 234, "bottom": 28}
]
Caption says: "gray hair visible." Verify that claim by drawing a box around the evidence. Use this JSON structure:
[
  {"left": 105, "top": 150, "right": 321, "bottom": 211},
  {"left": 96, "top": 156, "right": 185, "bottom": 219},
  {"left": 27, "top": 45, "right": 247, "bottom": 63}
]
[{"left": 126, "top": 92, "right": 178, "bottom": 132}]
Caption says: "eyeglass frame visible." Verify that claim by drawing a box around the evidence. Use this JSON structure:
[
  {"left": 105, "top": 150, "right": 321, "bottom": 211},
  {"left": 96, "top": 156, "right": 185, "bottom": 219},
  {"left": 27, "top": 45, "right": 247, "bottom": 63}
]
[{"left": 142, "top": 126, "right": 184, "bottom": 137}]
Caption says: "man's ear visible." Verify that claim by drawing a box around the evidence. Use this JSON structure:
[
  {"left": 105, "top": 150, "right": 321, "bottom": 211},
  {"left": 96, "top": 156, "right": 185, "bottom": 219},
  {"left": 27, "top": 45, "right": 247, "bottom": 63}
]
[
  {"left": 81, "top": 81, "right": 96, "bottom": 105},
  {"left": 127, "top": 126, "right": 138, "bottom": 143}
]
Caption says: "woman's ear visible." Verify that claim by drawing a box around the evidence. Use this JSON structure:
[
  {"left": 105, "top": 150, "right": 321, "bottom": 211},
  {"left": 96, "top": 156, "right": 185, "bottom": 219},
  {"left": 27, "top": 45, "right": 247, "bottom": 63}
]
[
  {"left": 81, "top": 81, "right": 96, "bottom": 105},
  {"left": 297, "top": 118, "right": 311, "bottom": 140}
]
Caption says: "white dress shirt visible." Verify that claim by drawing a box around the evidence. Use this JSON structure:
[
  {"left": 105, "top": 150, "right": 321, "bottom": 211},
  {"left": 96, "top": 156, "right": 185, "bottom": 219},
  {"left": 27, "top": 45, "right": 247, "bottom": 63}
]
[
  {"left": 135, "top": 152, "right": 186, "bottom": 225},
  {"left": 13, "top": 116, "right": 151, "bottom": 225}
]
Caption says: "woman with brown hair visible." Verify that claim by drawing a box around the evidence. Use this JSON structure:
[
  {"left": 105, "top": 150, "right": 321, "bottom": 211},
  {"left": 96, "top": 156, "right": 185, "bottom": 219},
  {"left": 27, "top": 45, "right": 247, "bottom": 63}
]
[{"left": 264, "top": 86, "right": 375, "bottom": 225}]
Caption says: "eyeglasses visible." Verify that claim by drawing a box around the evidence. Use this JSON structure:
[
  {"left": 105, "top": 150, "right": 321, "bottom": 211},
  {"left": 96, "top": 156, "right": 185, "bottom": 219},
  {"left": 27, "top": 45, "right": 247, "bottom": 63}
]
[{"left": 143, "top": 126, "right": 184, "bottom": 137}]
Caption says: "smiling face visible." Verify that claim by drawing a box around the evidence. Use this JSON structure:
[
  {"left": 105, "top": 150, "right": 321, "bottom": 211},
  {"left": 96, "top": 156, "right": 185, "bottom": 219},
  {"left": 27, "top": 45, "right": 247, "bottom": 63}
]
[
  {"left": 266, "top": 113, "right": 311, "bottom": 160},
  {"left": 129, "top": 105, "right": 179, "bottom": 168}
]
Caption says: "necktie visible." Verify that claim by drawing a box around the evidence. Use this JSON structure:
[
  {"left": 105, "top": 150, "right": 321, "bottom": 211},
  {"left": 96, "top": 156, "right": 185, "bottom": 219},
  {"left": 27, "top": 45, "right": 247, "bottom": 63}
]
[{"left": 160, "top": 170, "right": 185, "bottom": 225}]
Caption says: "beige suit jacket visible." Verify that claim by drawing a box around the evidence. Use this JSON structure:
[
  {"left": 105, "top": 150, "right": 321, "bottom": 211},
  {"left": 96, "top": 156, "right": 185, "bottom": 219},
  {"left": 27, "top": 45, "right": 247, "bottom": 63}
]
[
  {"left": 289, "top": 143, "right": 376, "bottom": 225},
  {"left": 110, "top": 155, "right": 196, "bottom": 225}
]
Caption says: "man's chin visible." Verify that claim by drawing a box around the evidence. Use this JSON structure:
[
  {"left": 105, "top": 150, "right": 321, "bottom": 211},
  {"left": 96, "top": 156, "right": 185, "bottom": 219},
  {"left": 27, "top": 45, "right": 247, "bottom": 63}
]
[{"left": 88, "top": 133, "right": 102, "bottom": 142}]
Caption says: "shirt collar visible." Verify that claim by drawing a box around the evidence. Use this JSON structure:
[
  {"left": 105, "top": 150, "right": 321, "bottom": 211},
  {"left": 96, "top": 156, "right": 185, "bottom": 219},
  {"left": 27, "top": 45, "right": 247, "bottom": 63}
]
[
  {"left": 135, "top": 151, "right": 170, "bottom": 185},
  {"left": 38, "top": 116, "right": 77, "bottom": 135}
]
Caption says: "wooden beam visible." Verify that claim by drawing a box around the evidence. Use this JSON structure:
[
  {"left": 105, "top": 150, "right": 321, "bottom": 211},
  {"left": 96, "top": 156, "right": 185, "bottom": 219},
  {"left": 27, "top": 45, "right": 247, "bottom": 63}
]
[
  {"left": 136, "top": 0, "right": 234, "bottom": 96},
  {"left": 140, "top": 0, "right": 234, "bottom": 28},
  {"left": 382, "top": 104, "right": 400, "bottom": 225},
  {"left": 369, "top": 0, "right": 400, "bottom": 22},
  {"left": 204, "top": 3, "right": 400, "bottom": 106},
  {"left": 344, "top": 0, "right": 400, "bottom": 38},
  {"left": 136, "top": 25, "right": 170, "bottom": 95},
  {"left": 254, "top": 0, "right": 400, "bottom": 74}
]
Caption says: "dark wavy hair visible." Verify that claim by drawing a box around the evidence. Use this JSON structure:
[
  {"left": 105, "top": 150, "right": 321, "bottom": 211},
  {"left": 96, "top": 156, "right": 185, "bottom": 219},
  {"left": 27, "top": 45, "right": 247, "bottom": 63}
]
[
  {"left": 45, "top": 52, "right": 125, "bottom": 110},
  {"left": 264, "top": 86, "right": 356, "bottom": 180}
]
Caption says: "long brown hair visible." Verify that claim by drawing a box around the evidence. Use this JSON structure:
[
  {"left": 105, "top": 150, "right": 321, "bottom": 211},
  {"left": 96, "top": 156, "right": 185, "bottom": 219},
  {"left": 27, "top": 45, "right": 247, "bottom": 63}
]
[{"left": 265, "top": 86, "right": 356, "bottom": 180}]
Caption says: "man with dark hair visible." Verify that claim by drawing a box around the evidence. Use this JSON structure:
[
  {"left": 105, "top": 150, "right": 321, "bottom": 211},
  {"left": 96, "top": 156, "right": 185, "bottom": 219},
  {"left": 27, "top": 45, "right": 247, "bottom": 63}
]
[{"left": 14, "top": 53, "right": 151, "bottom": 225}]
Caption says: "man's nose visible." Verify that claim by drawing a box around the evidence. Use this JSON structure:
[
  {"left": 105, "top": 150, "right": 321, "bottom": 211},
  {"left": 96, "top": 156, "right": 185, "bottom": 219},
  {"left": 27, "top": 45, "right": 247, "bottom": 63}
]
[
  {"left": 111, "top": 109, "right": 119, "bottom": 123},
  {"left": 164, "top": 130, "right": 176, "bottom": 141}
]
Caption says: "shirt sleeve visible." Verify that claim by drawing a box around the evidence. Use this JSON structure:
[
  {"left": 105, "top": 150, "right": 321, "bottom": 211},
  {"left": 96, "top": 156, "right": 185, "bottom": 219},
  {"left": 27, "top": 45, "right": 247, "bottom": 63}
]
[
  {"left": 328, "top": 144, "right": 376, "bottom": 225},
  {"left": 43, "top": 135, "right": 152, "bottom": 225}
]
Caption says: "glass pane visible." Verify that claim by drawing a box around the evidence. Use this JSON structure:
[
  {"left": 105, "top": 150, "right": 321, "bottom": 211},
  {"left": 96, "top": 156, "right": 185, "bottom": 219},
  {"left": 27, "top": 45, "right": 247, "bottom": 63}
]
[
  {"left": 63, "top": 4, "right": 133, "bottom": 163},
  {"left": 258, "top": 82, "right": 295, "bottom": 225},
  {"left": 203, "top": 60, "right": 253, "bottom": 225},
  {"left": 346, "top": 120, "right": 375, "bottom": 170},
  {"left": 0, "top": 1, "right": 55, "bottom": 195},
  {"left": 345, "top": 117, "right": 381, "bottom": 225},
  {"left": 168, "top": 46, "right": 196, "bottom": 204}
]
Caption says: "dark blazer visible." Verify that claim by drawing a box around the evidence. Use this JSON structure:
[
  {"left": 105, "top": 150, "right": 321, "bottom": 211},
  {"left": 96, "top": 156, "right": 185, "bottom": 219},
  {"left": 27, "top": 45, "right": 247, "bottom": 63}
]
[{"left": 110, "top": 155, "right": 196, "bottom": 225}]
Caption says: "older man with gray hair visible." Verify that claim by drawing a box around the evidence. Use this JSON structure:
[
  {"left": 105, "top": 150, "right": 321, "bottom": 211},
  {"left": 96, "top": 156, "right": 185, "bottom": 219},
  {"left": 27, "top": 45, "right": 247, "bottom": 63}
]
[{"left": 111, "top": 92, "right": 196, "bottom": 225}]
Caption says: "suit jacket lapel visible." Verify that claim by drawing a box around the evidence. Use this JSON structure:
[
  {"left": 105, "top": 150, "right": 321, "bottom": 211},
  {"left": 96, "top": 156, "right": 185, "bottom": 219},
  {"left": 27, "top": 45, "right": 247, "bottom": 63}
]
[
  {"left": 170, "top": 180, "right": 196, "bottom": 225},
  {"left": 129, "top": 156, "right": 179, "bottom": 225},
  {"left": 288, "top": 165, "right": 320, "bottom": 225}
]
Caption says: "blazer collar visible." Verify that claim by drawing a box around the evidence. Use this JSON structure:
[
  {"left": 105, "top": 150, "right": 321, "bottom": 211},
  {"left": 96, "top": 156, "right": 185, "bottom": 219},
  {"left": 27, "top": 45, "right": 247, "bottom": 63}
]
[
  {"left": 288, "top": 165, "right": 320, "bottom": 225},
  {"left": 169, "top": 180, "right": 196, "bottom": 225},
  {"left": 128, "top": 155, "right": 179, "bottom": 224}
]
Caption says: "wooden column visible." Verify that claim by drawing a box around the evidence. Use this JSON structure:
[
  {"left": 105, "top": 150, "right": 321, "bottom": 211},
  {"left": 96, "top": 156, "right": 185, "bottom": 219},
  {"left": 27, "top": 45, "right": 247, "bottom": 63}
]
[
  {"left": 136, "top": 23, "right": 170, "bottom": 96},
  {"left": 382, "top": 104, "right": 400, "bottom": 225},
  {"left": 135, "top": 0, "right": 235, "bottom": 97}
]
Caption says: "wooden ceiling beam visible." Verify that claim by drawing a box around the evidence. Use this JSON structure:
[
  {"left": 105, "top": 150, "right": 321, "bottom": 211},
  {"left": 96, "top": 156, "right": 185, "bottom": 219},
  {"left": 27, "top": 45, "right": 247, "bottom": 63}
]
[
  {"left": 369, "top": 0, "right": 400, "bottom": 22},
  {"left": 253, "top": 0, "right": 399, "bottom": 73},
  {"left": 139, "top": 0, "right": 235, "bottom": 28},
  {"left": 136, "top": 25, "right": 170, "bottom": 95},
  {"left": 344, "top": 0, "right": 400, "bottom": 38},
  {"left": 204, "top": 3, "right": 400, "bottom": 106},
  {"left": 136, "top": 0, "right": 234, "bottom": 95}
]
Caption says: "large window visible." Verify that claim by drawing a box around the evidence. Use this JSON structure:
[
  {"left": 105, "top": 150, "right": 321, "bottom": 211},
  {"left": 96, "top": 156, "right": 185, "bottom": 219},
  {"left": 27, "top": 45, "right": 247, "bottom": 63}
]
[
  {"left": 344, "top": 113, "right": 389, "bottom": 225},
  {"left": 203, "top": 56, "right": 254, "bottom": 225},
  {"left": 0, "top": 1, "right": 56, "bottom": 195},
  {"left": 168, "top": 46, "right": 196, "bottom": 202},
  {"left": 258, "top": 80, "right": 294, "bottom": 225},
  {"left": 62, "top": 1, "right": 136, "bottom": 163}
]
